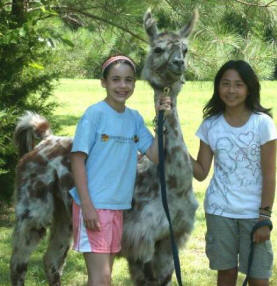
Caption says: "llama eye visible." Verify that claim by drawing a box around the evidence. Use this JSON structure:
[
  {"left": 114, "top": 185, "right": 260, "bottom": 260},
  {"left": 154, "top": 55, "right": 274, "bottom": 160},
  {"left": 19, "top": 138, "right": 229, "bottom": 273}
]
[
  {"left": 154, "top": 47, "right": 164, "bottom": 54},
  {"left": 183, "top": 48, "right": 188, "bottom": 55}
]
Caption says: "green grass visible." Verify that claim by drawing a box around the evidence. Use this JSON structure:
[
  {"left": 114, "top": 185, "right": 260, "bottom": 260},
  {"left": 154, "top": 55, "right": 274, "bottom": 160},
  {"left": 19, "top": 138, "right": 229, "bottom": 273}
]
[{"left": 1, "top": 79, "right": 277, "bottom": 285}]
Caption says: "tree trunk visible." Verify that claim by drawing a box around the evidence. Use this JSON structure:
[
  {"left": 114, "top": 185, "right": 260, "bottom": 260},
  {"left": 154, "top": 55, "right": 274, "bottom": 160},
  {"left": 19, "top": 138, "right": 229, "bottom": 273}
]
[{"left": 11, "top": 0, "right": 28, "bottom": 26}]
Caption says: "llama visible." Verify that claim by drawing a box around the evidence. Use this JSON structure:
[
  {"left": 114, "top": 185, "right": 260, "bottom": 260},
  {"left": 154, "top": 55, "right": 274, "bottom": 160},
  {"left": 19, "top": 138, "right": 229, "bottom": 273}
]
[
  {"left": 10, "top": 9, "right": 198, "bottom": 286},
  {"left": 10, "top": 113, "right": 74, "bottom": 286},
  {"left": 120, "top": 9, "right": 198, "bottom": 285}
]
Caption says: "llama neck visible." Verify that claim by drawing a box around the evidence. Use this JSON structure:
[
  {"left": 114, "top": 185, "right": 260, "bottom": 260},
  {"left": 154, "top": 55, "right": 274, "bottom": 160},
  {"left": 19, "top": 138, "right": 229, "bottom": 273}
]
[
  {"left": 153, "top": 86, "right": 183, "bottom": 146},
  {"left": 153, "top": 81, "right": 182, "bottom": 108},
  {"left": 153, "top": 85, "right": 192, "bottom": 194}
]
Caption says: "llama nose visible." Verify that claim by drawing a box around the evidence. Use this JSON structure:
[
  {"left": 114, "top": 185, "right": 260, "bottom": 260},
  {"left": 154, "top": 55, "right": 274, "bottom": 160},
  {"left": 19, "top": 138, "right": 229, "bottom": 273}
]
[{"left": 173, "top": 59, "right": 184, "bottom": 67}]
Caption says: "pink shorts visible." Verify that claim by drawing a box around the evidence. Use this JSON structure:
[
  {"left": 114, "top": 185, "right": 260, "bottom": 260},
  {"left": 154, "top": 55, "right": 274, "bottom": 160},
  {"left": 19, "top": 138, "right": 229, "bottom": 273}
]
[{"left": 72, "top": 201, "right": 123, "bottom": 253}]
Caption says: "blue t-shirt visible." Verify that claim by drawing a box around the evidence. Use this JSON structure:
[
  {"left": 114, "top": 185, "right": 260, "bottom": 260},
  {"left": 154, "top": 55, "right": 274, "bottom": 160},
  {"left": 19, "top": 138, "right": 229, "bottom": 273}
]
[{"left": 69, "top": 101, "right": 154, "bottom": 210}]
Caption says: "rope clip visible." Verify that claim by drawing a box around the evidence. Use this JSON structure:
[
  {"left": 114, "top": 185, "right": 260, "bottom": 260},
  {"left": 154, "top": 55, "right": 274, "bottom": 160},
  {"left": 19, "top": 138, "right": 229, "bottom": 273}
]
[{"left": 163, "top": 87, "right": 170, "bottom": 97}]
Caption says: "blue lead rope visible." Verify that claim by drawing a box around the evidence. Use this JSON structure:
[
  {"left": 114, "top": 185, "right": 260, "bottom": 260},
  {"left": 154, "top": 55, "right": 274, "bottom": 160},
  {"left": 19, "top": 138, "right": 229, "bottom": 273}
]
[
  {"left": 242, "top": 219, "right": 273, "bottom": 286},
  {"left": 157, "top": 110, "right": 183, "bottom": 286}
]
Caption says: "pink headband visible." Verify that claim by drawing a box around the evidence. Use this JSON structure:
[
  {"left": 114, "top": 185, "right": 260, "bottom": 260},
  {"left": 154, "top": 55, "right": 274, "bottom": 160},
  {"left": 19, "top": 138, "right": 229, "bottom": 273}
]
[{"left": 102, "top": 56, "right": 136, "bottom": 74}]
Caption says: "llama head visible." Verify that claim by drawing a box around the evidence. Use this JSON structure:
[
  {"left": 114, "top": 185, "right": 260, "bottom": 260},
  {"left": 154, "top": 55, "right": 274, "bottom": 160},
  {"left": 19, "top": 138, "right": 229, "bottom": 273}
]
[{"left": 142, "top": 9, "right": 198, "bottom": 91}]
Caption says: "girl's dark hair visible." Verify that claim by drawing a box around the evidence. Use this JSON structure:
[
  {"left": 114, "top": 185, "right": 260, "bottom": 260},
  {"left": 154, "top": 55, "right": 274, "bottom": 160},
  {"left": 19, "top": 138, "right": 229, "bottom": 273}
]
[
  {"left": 203, "top": 60, "right": 272, "bottom": 119},
  {"left": 102, "top": 55, "right": 136, "bottom": 79}
]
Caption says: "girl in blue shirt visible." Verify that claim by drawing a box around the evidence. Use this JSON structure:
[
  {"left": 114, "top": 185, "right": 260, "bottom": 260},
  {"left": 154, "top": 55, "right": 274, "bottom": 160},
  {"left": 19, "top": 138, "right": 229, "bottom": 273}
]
[{"left": 70, "top": 55, "right": 171, "bottom": 286}]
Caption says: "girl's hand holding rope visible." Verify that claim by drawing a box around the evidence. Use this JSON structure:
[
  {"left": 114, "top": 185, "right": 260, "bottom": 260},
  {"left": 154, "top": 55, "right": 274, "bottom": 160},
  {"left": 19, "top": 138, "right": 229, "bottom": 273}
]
[{"left": 155, "top": 96, "right": 172, "bottom": 114}]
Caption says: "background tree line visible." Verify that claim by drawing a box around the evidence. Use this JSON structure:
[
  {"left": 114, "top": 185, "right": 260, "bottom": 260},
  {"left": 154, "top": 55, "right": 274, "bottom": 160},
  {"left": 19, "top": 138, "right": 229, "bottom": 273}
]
[{"left": 1, "top": 0, "right": 277, "bottom": 204}]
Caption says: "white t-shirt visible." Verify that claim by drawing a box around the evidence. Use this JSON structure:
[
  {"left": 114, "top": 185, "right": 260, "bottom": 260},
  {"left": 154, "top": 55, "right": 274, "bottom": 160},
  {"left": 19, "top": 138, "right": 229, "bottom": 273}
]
[
  {"left": 196, "top": 112, "right": 277, "bottom": 219},
  {"left": 69, "top": 101, "right": 154, "bottom": 210}
]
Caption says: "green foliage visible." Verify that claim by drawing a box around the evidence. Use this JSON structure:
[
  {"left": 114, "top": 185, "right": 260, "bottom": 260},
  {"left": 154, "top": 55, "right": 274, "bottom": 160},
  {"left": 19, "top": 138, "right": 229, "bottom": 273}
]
[
  {"left": 0, "top": 111, "right": 12, "bottom": 175},
  {"left": 0, "top": 2, "right": 60, "bottom": 204},
  {"left": 184, "top": 0, "right": 277, "bottom": 80},
  {"left": 47, "top": 0, "right": 277, "bottom": 80},
  {"left": 44, "top": 0, "right": 156, "bottom": 79},
  {"left": 50, "top": 22, "right": 148, "bottom": 79}
]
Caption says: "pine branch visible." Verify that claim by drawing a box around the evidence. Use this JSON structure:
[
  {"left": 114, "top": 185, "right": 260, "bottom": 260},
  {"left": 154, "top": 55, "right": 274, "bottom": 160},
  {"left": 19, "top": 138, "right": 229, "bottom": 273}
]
[
  {"left": 162, "top": 0, "right": 188, "bottom": 17},
  {"left": 24, "top": 3, "right": 148, "bottom": 44},
  {"left": 1, "top": 2, "right": 13, "bottom": 8},
  {"left": 163, "top": 0, "right": 177, "bottom": 11},
  {"left": 54, "top": 6, "right": 148, "bottom": 44},
  {"left": 232, "top": 0, "right": 277, "bottom": 7}
]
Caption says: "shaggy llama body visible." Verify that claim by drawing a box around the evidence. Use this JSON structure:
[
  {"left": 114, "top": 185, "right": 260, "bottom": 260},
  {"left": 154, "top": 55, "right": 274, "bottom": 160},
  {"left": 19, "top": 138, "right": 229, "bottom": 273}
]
[
  {"left": 10, "top": 10, "right": 198, "bottom": 286},
  {"left": 121, "top": 10, "right": 198, "bottom": 285}
]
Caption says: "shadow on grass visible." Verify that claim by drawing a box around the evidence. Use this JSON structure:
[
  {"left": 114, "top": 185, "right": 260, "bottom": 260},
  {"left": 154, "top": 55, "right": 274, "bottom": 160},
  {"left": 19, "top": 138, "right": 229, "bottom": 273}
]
[
  {"left": 0, "top": 205, "right": 14, "bottom": 227},
  {"left": 54, "top": 114, "right": 80, "bottom": 127},
  {"left": 52, "top": 114, "right": 80, "bottom": 136}
]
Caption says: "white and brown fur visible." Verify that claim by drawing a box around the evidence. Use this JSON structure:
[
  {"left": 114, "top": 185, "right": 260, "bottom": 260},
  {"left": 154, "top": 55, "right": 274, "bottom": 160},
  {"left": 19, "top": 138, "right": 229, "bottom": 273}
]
[
  {"left": 121, "top": 9, "right": 198, "bottom": 285},
  {"left": 10, "top": 10, "right": 198, "bottom": 286}
]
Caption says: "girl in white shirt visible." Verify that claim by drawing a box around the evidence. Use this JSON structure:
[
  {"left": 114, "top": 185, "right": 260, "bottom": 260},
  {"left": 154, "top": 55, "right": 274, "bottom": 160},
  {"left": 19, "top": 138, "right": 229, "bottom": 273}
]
[{"left": 191, "top": 60, "right": 276, "bottom": 286}]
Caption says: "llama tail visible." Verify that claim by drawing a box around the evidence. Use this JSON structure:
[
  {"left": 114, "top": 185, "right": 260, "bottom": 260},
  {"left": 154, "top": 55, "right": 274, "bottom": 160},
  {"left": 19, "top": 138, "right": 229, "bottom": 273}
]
[{"left": 14, "top": 111, "right": 52, "bottom": 157}]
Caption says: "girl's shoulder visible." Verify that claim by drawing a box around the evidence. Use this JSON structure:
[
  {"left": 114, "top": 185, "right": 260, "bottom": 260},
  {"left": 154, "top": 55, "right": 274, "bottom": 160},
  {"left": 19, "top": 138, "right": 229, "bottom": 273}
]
[
  {"left": 201, "top": 114, "right": 223, "bottom": 127},
  {"left": 85, "top": 101, "right": 116, "bottom": 116},
  {"left": 125, "top": 105, "right": 139, "bottom": 114},
  {"left": 251, "top": 112, "right": 274, "bottom": 125},
  {"left": 125, "top": 106, "right": 143, "bottom": 120},
  {"left": 196, "top": 115, "right": 223, "bottom": 138},
  {"left": 251, "top": 112, "right": 277, "bottom": 143},
  {"left": 85, "top": 101, "right": 106, "bottom": 113},
  {"left": 79, "top": 101, "right": 106, "bottom": 123}
]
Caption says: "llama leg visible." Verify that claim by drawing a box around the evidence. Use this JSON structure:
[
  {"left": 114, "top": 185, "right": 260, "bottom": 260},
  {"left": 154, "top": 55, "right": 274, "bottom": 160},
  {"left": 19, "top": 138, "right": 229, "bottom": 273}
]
[
  {"left": 127, "top": 258, "right": 159, "bottom": 286},
  {"left": 128, "top": 239, "right": 174, "bottom": 286},
  {"left": 10, "top": 219, "right": 46, "bottom": 286},
  {"left": 153, "top": 239, "right": 175, "bottom": 286},
  {"left": 43, "top": 199, "right": 72, "bottom": 286}
]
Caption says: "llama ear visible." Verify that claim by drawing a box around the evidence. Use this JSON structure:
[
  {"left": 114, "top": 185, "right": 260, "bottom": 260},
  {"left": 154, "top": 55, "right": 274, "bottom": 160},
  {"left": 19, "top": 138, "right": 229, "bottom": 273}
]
[
  {"left": 144, "top": 8, "right": 158, "bottom": 41},
  {"left": 179, "top": 9, "right": 199, "bottom": 38}
]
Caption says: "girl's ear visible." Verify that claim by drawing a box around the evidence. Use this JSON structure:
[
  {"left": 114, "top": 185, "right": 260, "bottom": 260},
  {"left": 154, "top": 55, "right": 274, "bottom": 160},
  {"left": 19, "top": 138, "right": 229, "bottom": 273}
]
[{"left": 101, "top": 78, "right": 106, "bottom": 88}]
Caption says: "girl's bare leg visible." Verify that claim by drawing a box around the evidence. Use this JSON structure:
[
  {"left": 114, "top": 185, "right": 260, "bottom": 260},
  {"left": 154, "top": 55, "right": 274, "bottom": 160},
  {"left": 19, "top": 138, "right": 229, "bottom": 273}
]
[
  {"left": 217, "top": 268, "right": 238, "bottom": 286},
  {"left": 84, "top": 253, "right": 112, "bottom": 286}
]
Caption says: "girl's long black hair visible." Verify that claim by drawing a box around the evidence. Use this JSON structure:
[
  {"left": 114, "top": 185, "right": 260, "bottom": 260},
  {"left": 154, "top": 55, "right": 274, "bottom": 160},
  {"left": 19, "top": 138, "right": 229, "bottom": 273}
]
[{"left": 203, "top": 60, "right": 272, "bottom": 119}]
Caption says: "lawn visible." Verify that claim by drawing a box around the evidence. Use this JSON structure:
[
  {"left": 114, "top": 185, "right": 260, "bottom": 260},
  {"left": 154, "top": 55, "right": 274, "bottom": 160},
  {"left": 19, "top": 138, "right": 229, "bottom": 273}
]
[{"left": 1, "top": 79, "right": 276, "bottom": 285}]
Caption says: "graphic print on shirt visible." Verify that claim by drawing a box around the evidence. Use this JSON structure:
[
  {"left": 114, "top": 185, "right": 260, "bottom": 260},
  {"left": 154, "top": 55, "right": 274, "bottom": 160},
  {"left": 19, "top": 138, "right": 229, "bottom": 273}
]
[
  {"left": 208, "top": 137, "right": 235, "bottom": 215},
  {"left": 100, "top": 133, "right": 139, "bottom": 144},
  {"left": 206, "top": 130, "right": 260, "bottom": 215},
  {"left": 237, "top": 132, "right": 260, "bottom": 176}
]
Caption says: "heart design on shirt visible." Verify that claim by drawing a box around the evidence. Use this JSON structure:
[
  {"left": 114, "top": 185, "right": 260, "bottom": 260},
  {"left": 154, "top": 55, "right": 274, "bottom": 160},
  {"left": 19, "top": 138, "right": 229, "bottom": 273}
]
[{"left": 238, "top": 131, "right": 254, "bottom": 146}]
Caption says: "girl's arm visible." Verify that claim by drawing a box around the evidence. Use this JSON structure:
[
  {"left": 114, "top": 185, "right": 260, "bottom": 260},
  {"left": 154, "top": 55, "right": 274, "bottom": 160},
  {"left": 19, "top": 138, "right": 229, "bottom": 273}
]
[
  {"left": 253, "top": 139, "right": 276, "bottom": 243},
  {"left": 145, "top": 134, "right": 160, "bottom": 164},
  {"left": 71, "top": 151, "right": 100, "bottom": 231},
  {"left": 145, "top": 96, "right": 171, "bottom": 164},
  {"left": 190, "top": 140, "right": 213, "bottom": 181},
  {"left": 260, "top": 140, "right": 276, "bottom": 210}
]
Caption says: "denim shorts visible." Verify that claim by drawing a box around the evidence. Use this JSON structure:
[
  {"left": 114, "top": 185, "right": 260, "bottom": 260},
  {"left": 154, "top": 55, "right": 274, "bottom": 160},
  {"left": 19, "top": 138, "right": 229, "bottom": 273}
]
[{"left": 205, "top": 213, "right": 273, "bottom": 279}]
